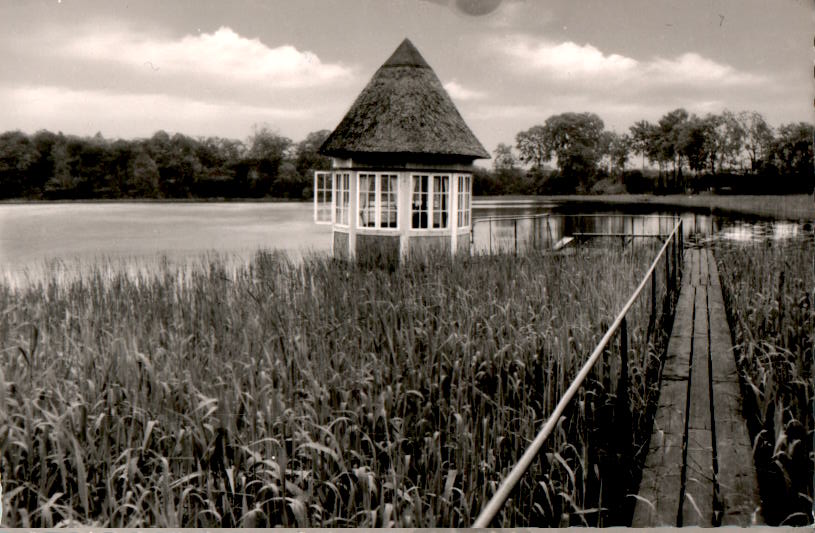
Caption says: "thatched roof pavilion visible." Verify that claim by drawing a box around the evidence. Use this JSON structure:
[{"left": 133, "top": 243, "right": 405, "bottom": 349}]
[
  {"left": 314, "top": 38, "right": 489, "bottom": 264},
  {"left": 320, "top": 38, "right": 489, "bottom": 161}
]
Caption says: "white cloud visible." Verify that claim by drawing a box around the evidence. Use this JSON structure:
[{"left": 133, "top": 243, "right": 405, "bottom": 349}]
[
  {"left": 645, "top": 53, "right": 762, "bottom": 86},
  {"left": 444, "top": 80, "right": 487, "bottom": 101},
  {"left": 61, "top": 25, "right": 352, "bottom": 89},
  {"left": 493, "top": 34, "right": 765, "bottom": 88},
  {"left": 500, "top": 37, "right": 637, "bottom": 80},
  {"left": 1, "top": 84, "right": 318, "bottom": 138}
]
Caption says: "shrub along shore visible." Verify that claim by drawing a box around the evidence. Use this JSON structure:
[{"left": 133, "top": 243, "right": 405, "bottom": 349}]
[{"left": 0, "top": 244, "right": 676, "bottom": 527}]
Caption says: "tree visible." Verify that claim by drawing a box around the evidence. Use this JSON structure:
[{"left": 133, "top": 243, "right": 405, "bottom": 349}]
[
  {"left": 0, "top": 131, "right": 38, "bottom": 198},
  {"left": 493, "top": 143, "right": 518, "bottom": 171},
  {"left": 128, "top": 150, "right": 160, "bottom": 198},
  {"left": 629, "top": 120, "right": 658, "bottom": 172},
  {"left": 515, "top": 125, "right": 548, "bottom": 170},
  {"left": 770, "top": 122, "right": 814, "bottom": 182},
  {"left": 598, "top": 131, "right": 631, "bottom": 180},
  {"left": 533, "top": 112, "right": 605, "bottom": 190},
  {"left": 737, "top": 111, "right": 773, "bottom": 173},
  {"left": 246, "top": 125, "right": 292, "bottom": 197},
  {"left": 294, "top": 129, "right": 331, "bottom": 178},
  {"left": 677, "top": 114, "right": 711, "bottom": 177},
  {"left": 29, "top": 130, "right": 60, "bottom": 197},
  {"left": 704, "top": 110, "right": 743, "bottom": 174},
  {"left": 657, "top": 108, "right": 690, "bottom": 189}
]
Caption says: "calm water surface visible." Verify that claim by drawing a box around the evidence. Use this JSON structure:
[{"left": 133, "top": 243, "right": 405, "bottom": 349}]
[
  {"left": 0, "top": 200, "right": 810, "bottom": 286},
  {"left": 0, "top": 202, "right": 330, "bottom": 286}
]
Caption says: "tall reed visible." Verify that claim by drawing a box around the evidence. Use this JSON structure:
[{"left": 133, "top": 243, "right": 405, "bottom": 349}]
[
  {"left": 0, "top": 243, "right": 670, "bottom": 527},
  {"left": 714, "top": 238, "right": 814, "bottom": 525}
]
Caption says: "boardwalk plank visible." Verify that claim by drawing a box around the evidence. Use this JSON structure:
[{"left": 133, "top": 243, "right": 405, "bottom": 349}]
[
  {"left": 633, "top": 380, "right": 687, "bottom": 526},
  {"left": 682, "top": 428, "right": 714, "bottom": 525},
  {"left": 633, "top": 248, "right": 762, "bottom": 527},
  {"left": 687, "top": 285, "right": 711, "bottom": 432},
  {"left": 707, "top": 250, "right": 762, "bottom": 525}
]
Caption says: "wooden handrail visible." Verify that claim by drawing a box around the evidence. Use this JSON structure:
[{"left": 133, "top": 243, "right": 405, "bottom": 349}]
[{"left": 472, "top": 219, "right": 684, "bottom": 527}]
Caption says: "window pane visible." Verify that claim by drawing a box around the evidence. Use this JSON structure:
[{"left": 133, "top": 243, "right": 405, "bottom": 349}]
[
  {"left": 457, "top": 174, "right": 471, "bottom": 228},
  {"left": 359, "top": 174, "right": 376, "bottom": 227},
  {"left": 314, "top": 171, "right": 333, "bottom": 223},
  {"left": 335, "top": 172, "right": 350, "bottom": 225},
  {"left": 412, "top": 175, "right": 429, "bottom": 229},
  {"left": 380, "top": 174, "right": 397, "bottom": 228},
  {"left": 432, "top": 175, "right": 449, "bottom": 228}
]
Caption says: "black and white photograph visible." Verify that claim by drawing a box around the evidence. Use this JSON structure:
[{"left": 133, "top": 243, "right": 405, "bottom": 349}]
[{"left": 0, "top": 0, "right": 812, "bottom": 527}]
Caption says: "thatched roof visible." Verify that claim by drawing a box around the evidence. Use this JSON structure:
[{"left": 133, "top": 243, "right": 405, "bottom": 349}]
[{"left": 320, "top": 39, "right": 490, "bottom": 160}]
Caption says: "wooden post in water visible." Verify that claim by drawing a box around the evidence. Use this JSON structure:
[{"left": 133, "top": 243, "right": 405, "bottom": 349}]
[
  {"left": 610, "top": 316, "right": 631, "bottom": 526},
  {"left": 617, "top": 317, "right": 629, "bottom": 424}
]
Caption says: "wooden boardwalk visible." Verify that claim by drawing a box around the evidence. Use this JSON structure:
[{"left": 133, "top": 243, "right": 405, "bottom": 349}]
[{"left": 632, "top": 247, "right": 762, "bottom": 527}]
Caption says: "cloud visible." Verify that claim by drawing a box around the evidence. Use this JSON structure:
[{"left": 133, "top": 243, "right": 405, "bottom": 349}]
[
  {"left": 646, "top": 53, "right": 762, "bottom": 86},
  {"left": 444, "top": 80, "right": 487, "bottom": 101},
  {"left": 493, "top": 34, "right": 765, "bottom": 88},
  {"left": 501, "top": 37, "right": 637, "bottom": 80},
  {"left": 60, "top": 25, "right": 352, "bottom": 89},
  {"left": 1, "top": 84, "right": 318, "bottom": 138}
]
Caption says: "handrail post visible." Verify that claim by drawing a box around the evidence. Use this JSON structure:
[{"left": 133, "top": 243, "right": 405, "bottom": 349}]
[
  {"left": 665, "top": 237, "right": 671, "bottom": 292},
  {"left": 648, "top": 269, "right": 656, "bottom": 338},
  {"left": 671, "top": 233, "right": 676, "bottom": 288},
  {"left": 608, "top": 316, "right": 631, "bottom": 526},
  {"left": 489, "top": 218, "right": 492, "bottom": 255},
  {"left": 514, "top": 218, "right": 518, "bottom": 256},
  {"left": 533, "top": 217, "right": 537, "bottom": 251},
  {"left": 617, "top": 317, "right": 629, "bottom": 425}
]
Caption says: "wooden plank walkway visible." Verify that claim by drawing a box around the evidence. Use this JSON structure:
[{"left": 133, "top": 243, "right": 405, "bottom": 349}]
[{"left": 632, "top": 247, "right": 762, "bottom": 527}]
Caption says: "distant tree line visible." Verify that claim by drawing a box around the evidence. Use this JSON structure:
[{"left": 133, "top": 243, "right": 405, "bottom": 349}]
[
  {"left": 0, "top": 109, "right": 811, "bottom": 200},
  {"left": 476, "top": 109, "right": 813, "bottom": 196},
  {"left": 0, "top": 126, "right": 330, "bottom": 200}
]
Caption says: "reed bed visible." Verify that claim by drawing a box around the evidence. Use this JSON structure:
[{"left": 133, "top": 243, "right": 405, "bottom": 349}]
[
  {"left": 714, "top": 239, "right": 814, "bottom": 525},
  {"left": 0, "top": 243, "right": 673, "bottom": 527}
]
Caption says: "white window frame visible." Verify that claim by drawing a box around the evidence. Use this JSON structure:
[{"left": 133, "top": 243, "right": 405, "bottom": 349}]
[
  {"left": 457, "top": 174, "right": 471, "bottom": 228},
  {"left": 358, "top": 173, "right": 377, "bottom": 228},
  {"left": 358, "top": 173, "right": 399, "bottom": 229},
  {"left": 313, "top": 171, "right": 334, "bottom": 224},
  {"left": 335, "top": 172, "right": 350, "bottom": 226},
  {"left": 432, "top": 175, "right": 449, "bottom": 229},
  {"left": 379, "top": 173, "right": 399, "bottom": 229},
  {"left": 412, "top": 174, "right": 450, "bottom": 229}
]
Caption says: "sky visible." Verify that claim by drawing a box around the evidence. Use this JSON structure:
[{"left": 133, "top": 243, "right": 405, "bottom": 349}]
[{"left": 1, "top": 0, "right": 813, "bottom": 159}]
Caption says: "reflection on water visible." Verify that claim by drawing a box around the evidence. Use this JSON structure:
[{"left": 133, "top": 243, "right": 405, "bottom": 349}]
[{"left": 472, "top": 207, "right": 812, "bottom": 254}]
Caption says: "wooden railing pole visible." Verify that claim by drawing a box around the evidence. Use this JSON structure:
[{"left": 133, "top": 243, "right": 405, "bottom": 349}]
[
  {"left": 489, "top": 219, "right": 492, "bottom": 255},
  {"left": 514, "top": 218, "right": 518, "bottom": 256},
  {"left": 648, "top": 269, "right": 656, "bottom": 337},
  {"left": 671, "top": 237, "right": 676, "bottom": 288},
  {"left": 665, "top": 237, "right": 671, "bottom": 292},
  {"left": 617, "top": 317, "right": 630, "bottom": 425},
  {"left": 533, "top": 217, "right": 537, "bottom": 251}
]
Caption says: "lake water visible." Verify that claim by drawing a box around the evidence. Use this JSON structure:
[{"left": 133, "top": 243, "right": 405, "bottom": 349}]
[{"left": 0, "top": 200, "right": 810, "bottom": 286}]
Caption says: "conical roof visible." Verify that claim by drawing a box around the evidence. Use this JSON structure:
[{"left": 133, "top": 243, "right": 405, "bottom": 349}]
[{"left": 320, "top": 39, "right": 489, "bottom": 159}]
